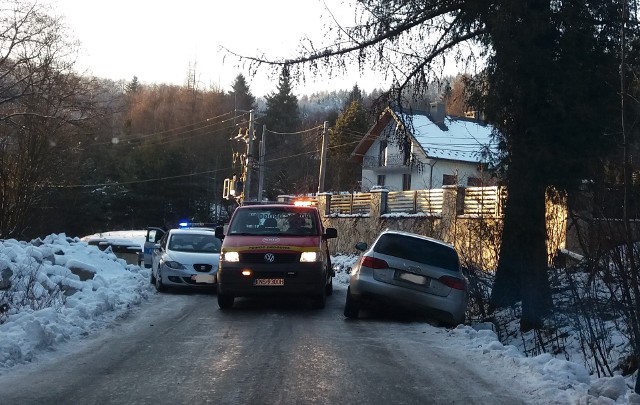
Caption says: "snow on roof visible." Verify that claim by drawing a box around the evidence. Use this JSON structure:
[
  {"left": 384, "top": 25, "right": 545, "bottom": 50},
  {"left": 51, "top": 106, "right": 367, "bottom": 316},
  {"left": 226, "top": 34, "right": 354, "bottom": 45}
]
[{"left": 400, "top": 112, "right": 498, "bottom": 163}]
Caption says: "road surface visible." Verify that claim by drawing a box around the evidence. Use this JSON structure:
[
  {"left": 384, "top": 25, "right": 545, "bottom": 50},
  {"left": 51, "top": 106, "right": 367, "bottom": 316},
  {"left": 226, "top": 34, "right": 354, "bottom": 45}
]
[{"left": 0, "top": 287, "right": 534, "bottom": 404}]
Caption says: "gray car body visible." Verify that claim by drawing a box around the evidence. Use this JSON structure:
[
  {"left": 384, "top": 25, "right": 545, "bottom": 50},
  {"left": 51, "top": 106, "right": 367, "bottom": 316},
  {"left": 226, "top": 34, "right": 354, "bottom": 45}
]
[{"left": 347, "top": 230, "right": 468, "bottom": 325}]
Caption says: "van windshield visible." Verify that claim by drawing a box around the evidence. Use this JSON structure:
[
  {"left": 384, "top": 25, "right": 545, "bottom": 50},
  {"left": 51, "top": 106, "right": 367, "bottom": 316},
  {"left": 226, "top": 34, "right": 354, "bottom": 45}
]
[{"left": 228, "top": 207, "right": 318, "bottom": 236}]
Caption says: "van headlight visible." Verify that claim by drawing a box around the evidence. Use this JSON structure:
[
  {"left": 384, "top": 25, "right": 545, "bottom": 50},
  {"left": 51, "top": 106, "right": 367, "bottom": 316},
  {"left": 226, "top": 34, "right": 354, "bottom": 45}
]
[
  {"left": 222, "top": 251, "right": 240, "bottom": 262},
  {"left": 300, "top": 251, "right": 318, "bottom": 262}
]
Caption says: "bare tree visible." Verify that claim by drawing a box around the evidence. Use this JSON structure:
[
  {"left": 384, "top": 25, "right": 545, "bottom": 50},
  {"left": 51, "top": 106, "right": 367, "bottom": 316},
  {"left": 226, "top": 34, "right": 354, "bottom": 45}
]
[{"left": 0, "top": 1, "right": 98, "bottom": 237}]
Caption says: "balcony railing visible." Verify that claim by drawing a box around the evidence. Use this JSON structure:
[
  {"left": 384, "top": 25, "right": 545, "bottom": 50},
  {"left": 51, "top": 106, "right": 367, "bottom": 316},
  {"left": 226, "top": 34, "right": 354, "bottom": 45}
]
[{"left": 362, "top": 153, "right": 409, "bottom": 169}]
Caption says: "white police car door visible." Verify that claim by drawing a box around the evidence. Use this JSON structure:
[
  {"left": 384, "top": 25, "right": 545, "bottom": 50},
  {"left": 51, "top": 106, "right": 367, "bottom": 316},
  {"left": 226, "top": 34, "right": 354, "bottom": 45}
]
[{"left": 143, "top": 227, "right": 165, "bottom": 268}]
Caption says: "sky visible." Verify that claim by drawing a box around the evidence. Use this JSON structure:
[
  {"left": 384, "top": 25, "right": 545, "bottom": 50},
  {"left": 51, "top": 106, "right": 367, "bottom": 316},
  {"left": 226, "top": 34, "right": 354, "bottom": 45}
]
[
  {"left": 48, "top": 0, "right": 393, "bottom": 97},
  {"left": 0, "top": 230, "right": 638, "bottom": 403}
]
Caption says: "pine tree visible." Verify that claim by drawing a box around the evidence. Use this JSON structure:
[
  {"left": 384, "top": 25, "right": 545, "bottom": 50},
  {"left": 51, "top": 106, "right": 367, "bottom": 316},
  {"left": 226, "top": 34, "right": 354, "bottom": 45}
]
[
  {"left": 125, "top": 76, "right": 141, "bottom": 94},
  {"left": 329, "top": 99, "right": 370, "bottom": 191},
  {"left": 229, "top": 74, "right": 255, "bottom": 111},
  {"left": 263, "top": 65, "right": 300, "bottom": 133}
]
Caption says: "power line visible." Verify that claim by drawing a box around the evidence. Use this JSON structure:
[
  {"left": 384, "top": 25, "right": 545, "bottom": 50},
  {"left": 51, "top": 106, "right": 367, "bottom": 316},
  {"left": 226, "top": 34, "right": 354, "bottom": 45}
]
[{"left": 90, "top": 111, "right": 238, "bottom": 147}]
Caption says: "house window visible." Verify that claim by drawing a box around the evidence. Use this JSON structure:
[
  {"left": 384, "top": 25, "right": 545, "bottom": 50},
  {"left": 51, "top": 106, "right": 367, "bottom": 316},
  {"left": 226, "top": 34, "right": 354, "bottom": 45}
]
[
  {"left": 378, "top": 140, "right": 387, "bottom": 166},
  {"left": 377, "top": 175, "right": 386, "bottom": 187},
  {"left": 402, "top": 136, "right": 411, "bottom": 165},
  {"left": 443, "top": 174, "right": 457, "bottom": 186},
  {"left": 467, "top": 177, "right": 482, "bottom": 187},
  {"left": 402, "top": 174, "right": 411, "bottom": 191}
]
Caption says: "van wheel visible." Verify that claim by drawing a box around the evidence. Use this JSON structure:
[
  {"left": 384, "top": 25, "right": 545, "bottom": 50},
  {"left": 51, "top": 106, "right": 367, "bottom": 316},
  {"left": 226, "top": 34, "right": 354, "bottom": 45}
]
[
  {"left": 218, "top": 293, "right": 234, "bottom": 309},
  {"left": 325, "top": 276, "right": 333, "bottom": 296},
  {"left": 344, "top": 287, "right": 359, "bottom": 319},
  {"left": 312, "top": 287, "right": 326, "bottom": 309}
]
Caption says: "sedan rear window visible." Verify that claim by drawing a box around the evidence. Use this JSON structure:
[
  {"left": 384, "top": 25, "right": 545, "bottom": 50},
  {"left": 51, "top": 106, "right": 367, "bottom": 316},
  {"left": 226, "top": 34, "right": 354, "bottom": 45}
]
[{"left": 373, "top": 234, "right": 459, "bottom": 272}]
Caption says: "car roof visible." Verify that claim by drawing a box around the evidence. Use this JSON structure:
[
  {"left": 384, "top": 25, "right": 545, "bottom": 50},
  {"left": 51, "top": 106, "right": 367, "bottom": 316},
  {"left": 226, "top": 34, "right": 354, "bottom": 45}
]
[
  {"left": 235, "top": 204, "right": 318, "bottom": 212},
  {"left": 378, "top": 229, "right": 455, "bottom": 250},
  {"left": 168, "top": 228, "right": 216, "bottom": 235}
]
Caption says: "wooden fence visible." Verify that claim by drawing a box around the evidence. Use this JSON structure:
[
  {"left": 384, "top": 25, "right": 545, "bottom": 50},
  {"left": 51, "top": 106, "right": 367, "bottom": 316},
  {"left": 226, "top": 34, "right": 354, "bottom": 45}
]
[{"left": 283, "top": 186, "right": 505, "bottom": 217}]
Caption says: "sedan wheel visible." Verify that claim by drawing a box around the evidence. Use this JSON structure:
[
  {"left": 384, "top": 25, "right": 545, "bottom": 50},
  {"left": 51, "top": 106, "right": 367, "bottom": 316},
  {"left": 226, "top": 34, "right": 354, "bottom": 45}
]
[
  {"left": 154, "top": 268, "right": 166, "bottom": 292},
  {"left": 344, "top": 287, "right": 359, "bottom": 319}
]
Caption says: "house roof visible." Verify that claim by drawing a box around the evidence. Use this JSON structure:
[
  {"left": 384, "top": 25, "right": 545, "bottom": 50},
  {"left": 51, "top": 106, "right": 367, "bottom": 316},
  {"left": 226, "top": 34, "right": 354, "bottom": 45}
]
[
  {"left": 407, "top": 112, "right": 497, "bottom": 163},
  {"left": 350, "top": 108, "right": 499, "bottom": 164}
]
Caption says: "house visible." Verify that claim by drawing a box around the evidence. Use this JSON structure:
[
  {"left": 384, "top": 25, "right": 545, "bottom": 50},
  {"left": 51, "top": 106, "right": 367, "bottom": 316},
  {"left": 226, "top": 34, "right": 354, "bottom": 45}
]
[{"left": 349, "top": 102, "right": 500, "bottom": 191}]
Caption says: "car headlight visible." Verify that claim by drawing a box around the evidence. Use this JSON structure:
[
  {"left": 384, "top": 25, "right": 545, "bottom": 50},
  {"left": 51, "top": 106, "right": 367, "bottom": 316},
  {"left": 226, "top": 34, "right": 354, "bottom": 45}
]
[
  {"left": 222, "top": 251, "right": 240, "bottom": 262},
  {"left": 299, "top": 251, "right": 318, "bottom": 262},
  {"left": 163, "top": 260, "right": 185, "bottom": 270}
]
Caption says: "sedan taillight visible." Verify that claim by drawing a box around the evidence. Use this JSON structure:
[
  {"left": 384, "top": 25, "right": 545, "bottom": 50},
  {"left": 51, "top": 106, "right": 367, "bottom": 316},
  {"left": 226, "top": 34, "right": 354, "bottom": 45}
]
[
  {"left": 361, "top": 256, "right": 388, "bottom": 269},
  {"left": 438, "top": 275, "right": 467, "bottom": 291}
]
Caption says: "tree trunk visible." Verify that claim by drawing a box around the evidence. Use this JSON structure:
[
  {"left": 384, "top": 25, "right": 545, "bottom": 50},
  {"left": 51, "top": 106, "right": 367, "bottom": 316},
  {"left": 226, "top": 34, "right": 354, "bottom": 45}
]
[{"left": 490, "top": 162, "right": 553, "bottom": 330}]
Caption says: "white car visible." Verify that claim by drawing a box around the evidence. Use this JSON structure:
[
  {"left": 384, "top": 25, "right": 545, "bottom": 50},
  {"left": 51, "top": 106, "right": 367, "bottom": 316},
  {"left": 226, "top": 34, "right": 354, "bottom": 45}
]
[{"left": 150, "top": 228, "right": 221, "bottom": 292}]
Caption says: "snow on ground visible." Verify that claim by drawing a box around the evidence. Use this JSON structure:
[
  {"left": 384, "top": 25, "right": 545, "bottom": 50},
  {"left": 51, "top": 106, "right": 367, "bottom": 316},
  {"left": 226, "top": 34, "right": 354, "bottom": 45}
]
[{"left": 0, "top": 231, "right": 639, "bottom": 404}]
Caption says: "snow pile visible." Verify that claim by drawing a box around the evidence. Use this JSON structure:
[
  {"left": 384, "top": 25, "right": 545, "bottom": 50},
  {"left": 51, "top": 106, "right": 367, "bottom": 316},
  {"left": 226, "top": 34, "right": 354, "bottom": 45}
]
[{"left": 0, "top": 233, "right": 152, "bottom": 369}]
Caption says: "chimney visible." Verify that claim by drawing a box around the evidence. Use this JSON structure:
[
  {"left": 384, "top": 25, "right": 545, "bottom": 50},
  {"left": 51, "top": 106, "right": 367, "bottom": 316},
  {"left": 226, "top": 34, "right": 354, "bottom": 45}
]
[{"left": 429, "top": 101, "right": 446, "bottom": 126}]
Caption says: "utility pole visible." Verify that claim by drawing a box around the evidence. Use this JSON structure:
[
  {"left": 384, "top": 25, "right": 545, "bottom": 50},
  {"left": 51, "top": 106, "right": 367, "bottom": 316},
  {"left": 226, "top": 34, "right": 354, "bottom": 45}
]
[
  {"left": 258, "top": 124, "right": 267, "bottom": 202},
  {"left": 243, "top": 109, "right": 255, "bottom": 202},
  {"left": 317, "top": 121, "right": 329, "bottom": 193}
]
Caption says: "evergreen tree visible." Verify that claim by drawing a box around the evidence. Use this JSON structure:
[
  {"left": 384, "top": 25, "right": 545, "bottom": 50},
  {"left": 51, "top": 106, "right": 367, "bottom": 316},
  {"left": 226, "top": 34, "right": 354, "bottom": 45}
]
[
  {"left": 229, "top": 73, "right": 255, "bottom": 111},
  {"left": 261, "top": 65, "right": 304, "bottom": 198},
  {"left": 263, "top": 65, "right": 300, "bottom": 133},
  {"left": 126, "top": 76, "right": 141, "bottom": 94},
  {"left": 328, "top": 100, "right": 370, "bottom": 191},
  {"left": 344, "top": 84, "right": 363, "bottom": 110}
]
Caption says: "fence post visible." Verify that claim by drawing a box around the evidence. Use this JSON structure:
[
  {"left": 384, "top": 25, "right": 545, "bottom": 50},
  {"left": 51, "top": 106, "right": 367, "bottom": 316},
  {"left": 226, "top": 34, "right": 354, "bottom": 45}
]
[
  {"left": 370, "top": 188, "right": 388, "bottom": 217},
  {"left": 350, "top": 193, "right": 354, "bottom": 215},
  {"left": 317, "top": 193, "right": 332, "bottom": 217},
  {"left": 441, "top": 185, "right": 461, "bottom": 243}
]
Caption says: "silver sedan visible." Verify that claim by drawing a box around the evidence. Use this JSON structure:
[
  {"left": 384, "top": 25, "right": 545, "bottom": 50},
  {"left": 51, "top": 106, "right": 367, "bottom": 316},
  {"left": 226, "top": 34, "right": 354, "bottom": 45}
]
[
  {"left": 345, "top": 230, "right": 468, "bottom": 326},
  {"left": 151, "top": 228, "right": 221, "bottom": 292}
]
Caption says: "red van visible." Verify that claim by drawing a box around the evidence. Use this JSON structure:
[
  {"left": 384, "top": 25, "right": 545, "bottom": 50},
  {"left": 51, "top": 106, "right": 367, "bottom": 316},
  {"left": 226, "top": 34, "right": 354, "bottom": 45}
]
[{"left": 214, "top": 204, "right": 338, "bottom": 309}]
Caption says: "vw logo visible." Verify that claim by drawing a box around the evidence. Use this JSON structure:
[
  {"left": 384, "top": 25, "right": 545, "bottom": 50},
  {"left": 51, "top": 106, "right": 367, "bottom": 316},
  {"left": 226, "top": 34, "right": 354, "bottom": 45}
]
[{"left": 264, "top": 253, "right": 275, "bottom": 263}]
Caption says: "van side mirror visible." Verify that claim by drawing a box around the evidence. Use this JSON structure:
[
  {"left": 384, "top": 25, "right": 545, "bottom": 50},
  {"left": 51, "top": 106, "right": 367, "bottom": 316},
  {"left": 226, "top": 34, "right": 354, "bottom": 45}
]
[
  {"left": 324, "top": 227, "right": 337, "bottom": 239},
  {"left": 355, "top": 242, "right": 368, "bottom": 251}
]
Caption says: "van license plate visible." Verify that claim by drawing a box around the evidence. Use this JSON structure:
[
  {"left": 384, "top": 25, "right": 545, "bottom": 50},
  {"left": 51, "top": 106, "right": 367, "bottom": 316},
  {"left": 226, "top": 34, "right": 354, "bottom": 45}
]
[{"left": 254, "top": 278, "right": 284, "bottom": 286}]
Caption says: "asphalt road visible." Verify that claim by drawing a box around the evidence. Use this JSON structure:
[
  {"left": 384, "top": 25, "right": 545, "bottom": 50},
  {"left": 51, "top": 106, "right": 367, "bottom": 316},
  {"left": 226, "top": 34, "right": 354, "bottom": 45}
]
[{"left": 0, "top": 287, "right": 533, "bottom": 404}]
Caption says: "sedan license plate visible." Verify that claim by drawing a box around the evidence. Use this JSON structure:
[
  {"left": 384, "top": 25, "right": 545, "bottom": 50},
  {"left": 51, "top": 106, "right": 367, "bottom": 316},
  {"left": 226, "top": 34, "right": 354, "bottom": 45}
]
[
  {"left": 254, "top": 278, "right": 284, "bottom": 286},
  {"left": 398, "top": 272, "right": 429, "bottom": 286},
  {"left": 192, "top": 274, "right": 216, "bottom": 284}
]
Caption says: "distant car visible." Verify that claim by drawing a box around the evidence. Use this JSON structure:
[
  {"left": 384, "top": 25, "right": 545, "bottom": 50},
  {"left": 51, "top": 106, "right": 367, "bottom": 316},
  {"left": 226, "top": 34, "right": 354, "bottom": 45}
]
[
  {"left": 345, "top": 230, "right": 468, "bottom": 326},
  {"left": 150, "top": 228, "right": 221, "bottom": 292},
  {"left": 215, "top": 204, "right": 337, "bottom": 309}
]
